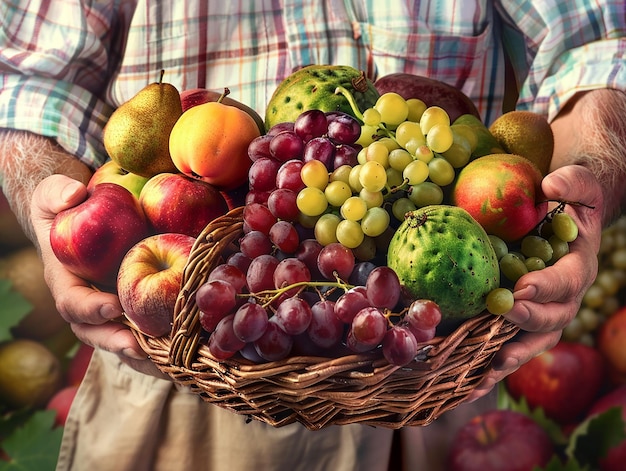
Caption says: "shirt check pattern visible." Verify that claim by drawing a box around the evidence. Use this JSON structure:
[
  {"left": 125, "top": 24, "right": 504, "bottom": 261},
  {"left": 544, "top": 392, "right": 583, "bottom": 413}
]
[{"left": 1, "top": 0, "right": 625, "bottom": 169}]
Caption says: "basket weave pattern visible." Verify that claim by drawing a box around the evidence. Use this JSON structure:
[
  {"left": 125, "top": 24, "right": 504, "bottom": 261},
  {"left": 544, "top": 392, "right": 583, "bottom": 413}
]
[{"left": 130, "top": 206, "right": 520, "bottom": 430}]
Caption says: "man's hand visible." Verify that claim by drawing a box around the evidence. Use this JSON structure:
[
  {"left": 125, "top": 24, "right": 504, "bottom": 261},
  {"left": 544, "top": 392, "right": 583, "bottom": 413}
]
[
  {"left": 467, "top": 164, "right": 603, "bottom": 401},
  {"left": 31, "top": 174, "right": 166, "bottom": 378}
]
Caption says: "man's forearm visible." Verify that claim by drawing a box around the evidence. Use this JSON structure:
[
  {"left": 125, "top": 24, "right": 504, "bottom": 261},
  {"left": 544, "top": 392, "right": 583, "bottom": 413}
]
[
  {"left": 0, "top": 130, "right": 93, "bottom": 243},
  {"left": 550, "top": 89, "right": 626, "bottom": 226}
]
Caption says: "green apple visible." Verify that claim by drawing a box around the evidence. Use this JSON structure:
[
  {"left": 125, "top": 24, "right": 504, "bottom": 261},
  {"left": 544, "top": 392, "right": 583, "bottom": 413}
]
[{"left": 87, "top": 160, "right": 150, "bottom": 199}]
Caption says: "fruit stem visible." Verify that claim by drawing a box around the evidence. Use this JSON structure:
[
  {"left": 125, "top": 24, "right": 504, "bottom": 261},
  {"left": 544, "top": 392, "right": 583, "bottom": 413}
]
[
  {"left": 242, "top": 279, "right": 354, "bottom": 308},
  {"left": 158, "top": 69, "right": 165, "bottom": 85},
  {"left": 218, "top": 87, "right": 231, "bottom": 104},
  {"left": 334, "top": 86, "right": 365, "bottom": 123}
]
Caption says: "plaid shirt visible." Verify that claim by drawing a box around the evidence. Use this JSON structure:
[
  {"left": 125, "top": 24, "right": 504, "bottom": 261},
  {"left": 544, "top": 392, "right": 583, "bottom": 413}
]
[{"left": 1, "top": 0, "right": 625, "bottom": 169}]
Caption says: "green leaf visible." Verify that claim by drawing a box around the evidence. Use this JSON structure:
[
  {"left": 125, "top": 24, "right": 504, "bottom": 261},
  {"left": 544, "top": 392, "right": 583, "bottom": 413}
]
[
  {"left": 565, "top": 407, "right": 626, "bottom": 468},
  {"left": 536, "top": 455, "right": 589, "bottom": 471},
  {"left": 0, "top": 410, "right": 63, "bottom": 471},
  {"left": 498, "top": 383, "right": 568, "bottom": 446},
  {"left": 0, "top": 279, "right": 32, "bottom": 342}
]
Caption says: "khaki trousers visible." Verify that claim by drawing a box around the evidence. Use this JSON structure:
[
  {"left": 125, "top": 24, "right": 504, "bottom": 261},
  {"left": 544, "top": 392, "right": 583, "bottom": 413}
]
[{"left": 56, "top": 349, "right": 495, "bottom": 471}]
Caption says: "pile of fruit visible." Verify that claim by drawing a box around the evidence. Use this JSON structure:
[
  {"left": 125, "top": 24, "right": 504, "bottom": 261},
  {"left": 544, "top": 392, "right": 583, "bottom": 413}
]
[{"left": 47, "top": 64, "right": 581, "bottom": 369}]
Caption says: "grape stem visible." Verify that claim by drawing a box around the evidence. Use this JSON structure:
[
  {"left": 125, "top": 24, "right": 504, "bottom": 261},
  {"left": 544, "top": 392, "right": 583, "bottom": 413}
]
[
  {"left": 334, "top": 86, "right": 365, "bottom": 122},
  {"left": 242, "top": 279, "right": 354, "bottom": 308},
  {"left": 534, "top": 199, "right": 595, "bottom": 232}
]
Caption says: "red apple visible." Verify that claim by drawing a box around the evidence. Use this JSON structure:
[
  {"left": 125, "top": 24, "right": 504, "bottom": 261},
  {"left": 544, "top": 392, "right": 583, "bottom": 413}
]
[
  {"left": 374, "top": 73, "right": 481, "bottom": 122},
  {"left": 46, "top": 385, "right": 79, "bottom": 427},
  {"left": 597, "top": 306, "right": 626, "bottom": 386},
  {"left": 139, "top": 172, "right": 228, "bottom": 238},
  {"left": 447, "top": 409, "right": 554, "bottom": 471},
  {"left": 506, "top": 341, "right": 606, "bottom": 425},
  {"left": 65, "top": 342, "right": 94, "bottom": 386},
  {"left": 117, "top": 232, "right": 195, "bottom": 337},
  {"left": 586, "top": 385, "right": 626, "bottom": 471},
  {"left": 451, "top": 153, "right": 547, "bottom": 242},
  {"left": 87, "top": 160, "right": 150, "bottom": 199},
  {"left": 179, "top": 88, "right": 265, "bottom": 134},
  {"left": 50, "top": 183, "right": 150, "bottom": 288}
]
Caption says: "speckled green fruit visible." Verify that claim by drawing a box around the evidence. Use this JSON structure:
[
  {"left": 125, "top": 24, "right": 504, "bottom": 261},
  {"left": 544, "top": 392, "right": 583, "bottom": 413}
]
[
  {"left": 387, "top": 205, "right": 500, "bottom": 319},
  {"left": 265, "top": 65, "right": 379, "bottom": 130}
]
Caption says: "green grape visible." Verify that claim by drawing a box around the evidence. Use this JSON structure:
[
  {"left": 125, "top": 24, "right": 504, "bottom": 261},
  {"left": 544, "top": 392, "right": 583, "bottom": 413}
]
[
  {"left": 362, "top": 107, "right": 382, "bottom": 126},
  {"left": 595, "top": 270, "right": 621, "bottom": 296},
  {"left": 388, "top": 148, "right": 414, "bottom": 172},
  {"left": 356, "top": 124, "right": 379, "bottom": 147},
  {"left": 365, "top": 141, "right": 390, "bottom": 168},
  {"left": 341, "top": 196, "right": 368, "bottom": 221},
  {"left": 551, "top": 212, "right": 579, "bottom": 242},
  {"left": 348, "top": 164, "right": 364, "bottom": 192},
  {"left": 403, "top": 159, "right": 429, "bottom": 185},
  {"left": 374, "top": 92, "right": 409, "bottom": 126},
  {"left": 359, "top": 188, "right": 384, "bottom": 209},
  {"left": 548, "top": 234, "right": 569, "bottom": 263},
  {"left": 297, "top": 187, "right": 328, "bottom": 216},
  {"left": 395, "top": 121, "right": 424, "bottom": 149},
  {"left": 298, "top": 212, "right": 320, "bottom": 229},
  {"left": 450, "top": 123, "right": 478, "bottom": 153},
  {"left": 361, "top": 206, "right": 390, "bottom": 237},
  {"left": 582, "top": 284, "right": 605, "bottom": 309},
  {"left": 330, "top": 164, "right": 352, "bottom": 184},
  {"left": 314, "top": 213, "right": 341, "bottom": 246},
  {"left": 408, "top": 182, "right": 444, "bottom": 207},
  {"left": 385, "top": 167, "right": 404, "bottom": 188},
  {"left": 413, "top": 144, "right": 434, "bottom": 163},
  {"left": 488, "top": 235, "right": 509, "bottom": 261},
  {"left": 324, "top": 180, "right": 352, "bottom": 207},
  {"left": 392, "top": 198, "right": 416, "bottom": 221},
  {"left": 359, "top": 160, "right": 387, "bottom": 192},
  {"left": 525, "top": 256, "right": 546, "bottom": 272},
  {"left": 357, "top": 146, "right": 368, "bottom": 165},
  {"left": 406, "top": 98, "right": 427, "bottom": 122},
  {"left": 521, "top": 235, "right": 553, "bottom": 263},
  {"left": 353, "top": 235, "right": 377, "bottom": 261},
  {"left": 336, "top": 219, "right": 365, "bottom": 249},
  {"left": 500, "top": 252, "right": 528, "bottom": 282},
  {"left": 301, "top": 159, "right": 329, "bottom": 190},
  {"left": 378, "top": 137, "right": 401, "bottom": 152},
  {"left": 427, "top": 157, "right": 456, "bottom": 186},
  {"left": 441, "top": 131, "right": 472, "bottom": 168},
  {"left": 426, "top": 123, "right": 454, "bottom": 153},
  {"left": 420, "top": 106, "right": 450, "bottom": 135},
  {"left": 486, "top": 288, "right": 514, "bottom": 315}
]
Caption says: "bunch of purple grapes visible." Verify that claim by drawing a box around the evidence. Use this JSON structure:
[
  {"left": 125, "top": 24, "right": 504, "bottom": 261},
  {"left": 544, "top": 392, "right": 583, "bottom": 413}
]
[
  {"left": 245, "top": 109, "right": 362, "bottom": 207},
  {"left": 195, "top": 225, "right": 443, "bottom": 366}
]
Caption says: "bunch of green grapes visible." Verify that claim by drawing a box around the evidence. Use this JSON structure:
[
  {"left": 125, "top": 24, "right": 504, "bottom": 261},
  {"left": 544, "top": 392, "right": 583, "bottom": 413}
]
[
  {"left": 298, "top": 91, "right": 479, "bottom": 251},
  {"left": 485, "top": 209, "right": 580, "bottom": 316},
  {"left": 562, "top": 215, "right": 626, "bottom": 345}
]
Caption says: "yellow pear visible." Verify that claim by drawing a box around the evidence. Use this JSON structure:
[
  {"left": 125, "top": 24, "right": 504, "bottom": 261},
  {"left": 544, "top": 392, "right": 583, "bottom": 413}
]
[
  {"left": 489, "top": 110, "right": 554, "bottom": 176},
  {"left": 103, "top": 70, "right": 182, "bottom": 178}
]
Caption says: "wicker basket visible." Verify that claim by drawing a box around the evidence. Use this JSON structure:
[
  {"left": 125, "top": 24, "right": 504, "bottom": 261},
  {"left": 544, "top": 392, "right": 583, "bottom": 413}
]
[{"left": 129, "top": 206, "right": 520, "bottom": 431}]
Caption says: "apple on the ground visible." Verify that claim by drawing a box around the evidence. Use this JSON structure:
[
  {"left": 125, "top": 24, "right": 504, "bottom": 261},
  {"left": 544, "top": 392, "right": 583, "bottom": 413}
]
[
  {"left": 447, "top": 409, "right": 554, "bottom": 471},
  {"left": 505, "top": 341, "right": 606, "bottom": 425},
  {"left": 117, "top": 232, "right": 195, "bottom": 337},
  {"left": 87, "top": 160, "right": 150, "bottom": 199},
  {"left": 46, "top": 385, "right": 79, "bottom": 427},
  {"left": 586, "top": 385, "right": 626, "bottom": 471},
  {"left": 65, "top": 342, "right": 94, "bottom": 386},
  {"left": 139, "top": 172, "right": 228, "bottom": 238},
  {"left": 50, "top": 183, "right": 150, "bottom": 288}
]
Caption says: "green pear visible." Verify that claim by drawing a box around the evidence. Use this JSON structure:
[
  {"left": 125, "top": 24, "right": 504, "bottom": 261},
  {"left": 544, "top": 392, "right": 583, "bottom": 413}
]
[{"left": 103, "top": 70, "right": 182, "bottom": 178}]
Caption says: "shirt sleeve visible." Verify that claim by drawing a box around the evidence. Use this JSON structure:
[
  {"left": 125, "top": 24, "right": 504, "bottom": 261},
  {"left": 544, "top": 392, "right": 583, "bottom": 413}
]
[
  {"left": 0, "top": 1, "right": 127, "bottom": 168},
  {"left": 498, "top": 0, "right": 626, "bottom": 121}
]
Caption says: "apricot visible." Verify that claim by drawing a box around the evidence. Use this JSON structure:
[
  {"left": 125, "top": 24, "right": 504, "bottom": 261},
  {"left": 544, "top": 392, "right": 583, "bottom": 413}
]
[{"left": 169, "top": 101, "right": 261, "bottom": 190}]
